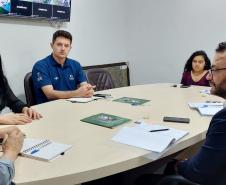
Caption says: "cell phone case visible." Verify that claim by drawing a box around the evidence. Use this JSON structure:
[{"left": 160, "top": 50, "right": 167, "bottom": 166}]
[{"left": 163, "top": 116, "right": 190, "bottom": 123}]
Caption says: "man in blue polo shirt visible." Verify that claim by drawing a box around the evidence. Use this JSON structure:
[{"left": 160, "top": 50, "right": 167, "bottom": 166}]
[{"left": 32, "top": 30, "right": 95, "bottom": 104}]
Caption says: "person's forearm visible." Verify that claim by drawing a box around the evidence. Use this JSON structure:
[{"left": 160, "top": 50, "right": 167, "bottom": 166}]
[
  {"left": 0, "top": 116, "right": 11, "bottom": 125},
  {"left": 44, "top": 90, "right": 82, "bottom": 100},
  {"left": 0, "top": 116, "right": 6, "bottom": 124},
  {"left": 1, "top": 151, "right": 18, "bottom": 162},
  {"left": 0, "top": 159, "right": 14, "bottom": 185}
]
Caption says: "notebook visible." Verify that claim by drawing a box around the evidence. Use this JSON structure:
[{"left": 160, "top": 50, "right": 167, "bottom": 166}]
[
  {"left": 21, "top": 138, "right": 72, "bottom": 161},
  {"left": 81, "top": 113, "right": 131, "bottom": 128},
  {"left": 112, "top": 122, "right": 188, "bottom": 153}
]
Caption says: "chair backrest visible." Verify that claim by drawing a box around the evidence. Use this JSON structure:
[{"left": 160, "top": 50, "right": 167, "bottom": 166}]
[
  {"left": 24, "top": 72, "right": 36, "bottom": 106},
  {"left": 86, "top": 68, "right": 115, "bottom": 91}
]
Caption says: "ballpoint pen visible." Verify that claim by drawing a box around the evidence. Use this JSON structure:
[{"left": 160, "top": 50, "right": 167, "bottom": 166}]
[
  {"left": 149, "top": 129, "right": 169, "bottom": 132},
  {"left": 31, "top": 149, "right": 39, "bottom": 154}
]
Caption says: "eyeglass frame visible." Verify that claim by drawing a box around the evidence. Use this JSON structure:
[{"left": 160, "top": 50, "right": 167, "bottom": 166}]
[{"left": 208, "top": 67, "right": 226, "bottom": 75}]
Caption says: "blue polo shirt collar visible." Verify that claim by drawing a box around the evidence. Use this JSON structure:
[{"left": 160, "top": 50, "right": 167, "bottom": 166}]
[{"left": 50, "top": 54, "right": 70, "bottom": 68}]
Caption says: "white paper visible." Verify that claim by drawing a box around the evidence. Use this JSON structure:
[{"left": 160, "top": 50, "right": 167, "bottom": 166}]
[
  {"left": 67, "top": 96, "right": 102, "bottom": 103},
  {"left": 188, "top": 102, "right": 223, "bottom": 109},
  {"left": 200, "top": 89, "right": 210, "bottom": 94},
  {"left": 112, "top": 123, "right": 188, "bottom": 153},
  {"left": 197, "top": 106, "right": 223, "bottom": 116}
]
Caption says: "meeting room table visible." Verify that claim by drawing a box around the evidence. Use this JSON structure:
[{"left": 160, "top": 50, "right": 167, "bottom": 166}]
[{"left": 10, "top": 83, "right": 223, "bottom": 185}]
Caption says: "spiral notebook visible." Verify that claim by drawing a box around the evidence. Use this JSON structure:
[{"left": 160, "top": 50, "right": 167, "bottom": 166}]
[{"left": 21, "top": 138, "right": 72, "bottom": 161}]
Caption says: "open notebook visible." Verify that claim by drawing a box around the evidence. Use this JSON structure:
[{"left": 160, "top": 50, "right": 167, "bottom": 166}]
[
  {"left": 21, "top": 138, "right": 72, "bottom": 161},
  {"left": 112, "top": 122, "right": 188, "bottom": 153}
]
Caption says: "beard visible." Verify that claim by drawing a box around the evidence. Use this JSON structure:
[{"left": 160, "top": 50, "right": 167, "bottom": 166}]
[{"left": 210, "top": 78, "right": 226, "bottom": 99}]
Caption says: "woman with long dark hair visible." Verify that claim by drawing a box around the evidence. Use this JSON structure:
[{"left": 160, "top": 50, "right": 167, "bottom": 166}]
[
  {"left": 181, "top": 50, "right": 211, "bottom": 86},
  {"left": 0, "top": 55, "right": 42, "bottom": 124}
]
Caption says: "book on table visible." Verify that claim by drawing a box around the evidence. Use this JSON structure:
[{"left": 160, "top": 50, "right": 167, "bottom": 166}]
[
  {"left": 20, "top": 138, "right": 72, "bottom": 161},
  {"left": 81, "top": 113, "right": 131, "bottom": 128},
  {"left": 113, "top": 97, "right": 150, "bottom": 105}
]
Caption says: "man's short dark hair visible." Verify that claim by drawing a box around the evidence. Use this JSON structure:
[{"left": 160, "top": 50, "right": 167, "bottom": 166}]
[
  {"left": 216, "top": 42, "right": 226, "bottom": 52},
  {"left": 52, "top": 30, "right": 72, "bottom": 44}
]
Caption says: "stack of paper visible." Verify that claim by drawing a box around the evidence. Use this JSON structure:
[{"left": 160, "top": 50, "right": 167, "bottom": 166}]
[
  {"left": 188, "top": 102, "right": 223, "bottom": 116},
  {"left": 200, "top": 89, "right": 210, "bottom": 95},
  {"left": 197, "top": 106, "right": 223, "bottom": 116},
  {"left": 112, "top": 122, "right": 188, "bottom": 153},
  {"left": 67, "top": 96, "right": 103, "bottom": 103}
]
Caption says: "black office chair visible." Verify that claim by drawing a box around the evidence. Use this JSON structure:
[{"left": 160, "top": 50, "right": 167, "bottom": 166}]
[
  {"left": 86, "top": 68, "right": 115, "bottom": 91},
  {"left": 156, "top": 175, "right": 199, "bottom": 185},
  {"left": 24, "top": 72, "right": 36, "bottom": 106}
]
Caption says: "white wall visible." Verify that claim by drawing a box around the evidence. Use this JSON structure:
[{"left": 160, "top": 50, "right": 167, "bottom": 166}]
[
  {"left": 1, "top": 0, "right": 226, "bottom": 102},
  {"left": 0, "top": 0, "right": 128, "bottom": 101},
  {"left": 126, "top": 0, "right": 226, "bottom": 85}
]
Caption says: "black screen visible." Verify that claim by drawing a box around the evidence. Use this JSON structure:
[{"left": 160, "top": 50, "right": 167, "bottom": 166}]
[{"left": 0, "top": 0, "right": 71, "bottom": 21}]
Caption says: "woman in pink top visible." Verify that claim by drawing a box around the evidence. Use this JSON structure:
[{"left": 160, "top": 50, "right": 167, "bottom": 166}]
[{"left": 181, "top": 50, "right": 211, "bottom": 86}]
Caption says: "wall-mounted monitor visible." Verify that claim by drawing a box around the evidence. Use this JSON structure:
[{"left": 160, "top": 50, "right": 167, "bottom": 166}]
[{"left": 0, "top": 0, "right": 71, "bottom": 22}]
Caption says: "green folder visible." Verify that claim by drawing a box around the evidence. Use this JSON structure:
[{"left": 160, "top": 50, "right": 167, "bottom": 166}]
[
  {"left": 113, "top": 97, "right": 150, "bottom": 105},
  {"left": 81, "top": 113, "right": 131, "bottom": 128}
]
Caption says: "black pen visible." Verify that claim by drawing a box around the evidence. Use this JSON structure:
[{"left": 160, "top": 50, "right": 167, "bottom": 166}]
[{"left": 149, "top": 129, "right": 169, "bottom": 132}]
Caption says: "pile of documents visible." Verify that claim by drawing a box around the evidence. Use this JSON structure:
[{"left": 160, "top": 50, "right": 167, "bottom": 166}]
[
  {"left": 188, "top": 102, "right": 223, "bottom": 116},
  {"left": 66, "top": 96, "right": 103, "bottom": 103},
  {"left": 112, "top": 122, "right": 188, "bottom": 153}
]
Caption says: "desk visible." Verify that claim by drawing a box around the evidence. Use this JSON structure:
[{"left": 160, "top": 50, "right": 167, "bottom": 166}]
[{"left": 12, "top": 84, "right": 223, "bottom": 185}]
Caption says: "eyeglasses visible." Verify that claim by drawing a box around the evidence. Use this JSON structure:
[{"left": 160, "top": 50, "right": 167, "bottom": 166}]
[{"left": 208, "top": 67, "right": 226, "bottom": 75}]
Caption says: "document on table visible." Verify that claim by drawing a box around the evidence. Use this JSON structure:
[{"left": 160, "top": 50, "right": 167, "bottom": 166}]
[
  {"left": 197, "top": 106, "right": 223, "bottom": 116},
  {"left": 188, "top": 102, "right": 223, "bottom": 116},
  {"left": 200, "top": 89, "right": 211, "bottom": 95},
  {"left": 66, "top": 96, "right": 103, "bottom": 103},
  {"left": 188, "top": 102, "right": 223, "bottom": 109},
  {"left": 112, "top": 122, "right": 188, "bottom": 153}
]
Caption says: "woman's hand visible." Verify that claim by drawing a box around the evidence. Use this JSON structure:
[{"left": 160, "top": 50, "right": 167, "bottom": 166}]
[
  {"left": 22, "top": 107, "right": 42, "bottom": 120},
  {"left": 0, "top": 113, "right": 32, "bottom": 125}
]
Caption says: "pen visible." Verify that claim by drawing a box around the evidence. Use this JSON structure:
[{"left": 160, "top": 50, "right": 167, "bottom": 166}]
[
  {"left": 31, "top": 149, "right": 39, "bottom": 154},
  {"left": 149, "top": 129, "right": 169, "bottom": 132}
]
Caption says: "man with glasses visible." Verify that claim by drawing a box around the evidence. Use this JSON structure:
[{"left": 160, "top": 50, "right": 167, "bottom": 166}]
[
  {"left": 172, "top": 42, "right": 226, "bottom": 184},
  {"left": 207, "top": 43, "right": 226, "bottom": 97},
  {"left": 135, "top": 42, "right": 226, "bottom": 185}
]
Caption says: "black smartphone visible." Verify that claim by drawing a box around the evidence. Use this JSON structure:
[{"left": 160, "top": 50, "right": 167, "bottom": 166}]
[
  {"left": 163, "top": 116, "right": 190, "bottom": 123},
  {"left": 180, "top": 85, "right": 190, "bottom": 88},
  {"left": 93, "top": 94, "right": 111, "bottom": 98}
]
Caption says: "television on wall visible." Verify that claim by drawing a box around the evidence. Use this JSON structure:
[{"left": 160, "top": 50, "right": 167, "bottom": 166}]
[{"left": 0, "top": 0, "right": 71, "bottom": 22}]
